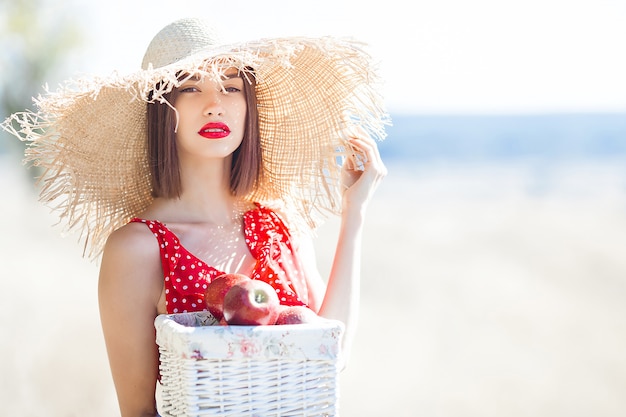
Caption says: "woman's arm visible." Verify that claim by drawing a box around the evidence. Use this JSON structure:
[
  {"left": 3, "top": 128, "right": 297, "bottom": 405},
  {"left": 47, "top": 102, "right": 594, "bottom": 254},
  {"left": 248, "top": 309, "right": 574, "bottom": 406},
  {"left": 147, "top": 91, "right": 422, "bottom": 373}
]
[
  {"left": 98, "top": 224, "right": 164, "bottom": 417},
  {"left": 317, "top": 134, "right": 387, "bottom": 367}
]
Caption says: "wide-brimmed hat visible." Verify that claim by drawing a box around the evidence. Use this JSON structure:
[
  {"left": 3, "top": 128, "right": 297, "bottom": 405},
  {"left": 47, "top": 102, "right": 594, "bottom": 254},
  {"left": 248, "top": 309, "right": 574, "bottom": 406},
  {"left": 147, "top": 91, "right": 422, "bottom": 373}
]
[{"left": 3, "top": 18, "right": 388, "bottom": 258}]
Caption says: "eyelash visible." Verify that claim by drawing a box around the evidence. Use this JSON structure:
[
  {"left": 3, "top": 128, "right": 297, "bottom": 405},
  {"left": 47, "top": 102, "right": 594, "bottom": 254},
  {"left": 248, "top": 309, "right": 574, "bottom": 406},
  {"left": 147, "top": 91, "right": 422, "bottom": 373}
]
[{"left": 179, "top": 85, "right": 242, "bottom": 93}]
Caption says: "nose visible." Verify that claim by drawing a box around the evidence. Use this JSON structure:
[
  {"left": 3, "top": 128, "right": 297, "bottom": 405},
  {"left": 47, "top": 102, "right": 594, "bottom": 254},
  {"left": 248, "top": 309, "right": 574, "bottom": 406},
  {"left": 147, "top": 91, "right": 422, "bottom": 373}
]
[{"left": 203, "top": 89, "right": 224, "bottom": 116}]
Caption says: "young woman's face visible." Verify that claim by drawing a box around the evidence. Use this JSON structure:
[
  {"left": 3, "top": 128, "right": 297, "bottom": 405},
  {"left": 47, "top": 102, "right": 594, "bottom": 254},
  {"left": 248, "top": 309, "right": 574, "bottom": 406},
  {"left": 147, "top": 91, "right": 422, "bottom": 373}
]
[{"left": 174, "top": 68, "right": 247, "bottom": 161}]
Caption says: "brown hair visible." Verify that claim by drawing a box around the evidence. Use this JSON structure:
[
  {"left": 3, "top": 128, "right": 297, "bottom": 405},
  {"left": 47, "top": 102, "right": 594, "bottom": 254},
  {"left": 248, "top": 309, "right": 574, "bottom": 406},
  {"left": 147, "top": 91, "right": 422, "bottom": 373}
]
[{"left": 146, "top": 73, "right": 261, "bottom": 198}]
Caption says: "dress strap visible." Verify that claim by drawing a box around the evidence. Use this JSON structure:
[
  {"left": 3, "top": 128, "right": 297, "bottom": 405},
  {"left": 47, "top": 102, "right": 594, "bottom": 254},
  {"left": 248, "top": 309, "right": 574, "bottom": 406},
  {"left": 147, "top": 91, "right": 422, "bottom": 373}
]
[{"left": 243, "top": 206, "right": 309, "bottom": 306}]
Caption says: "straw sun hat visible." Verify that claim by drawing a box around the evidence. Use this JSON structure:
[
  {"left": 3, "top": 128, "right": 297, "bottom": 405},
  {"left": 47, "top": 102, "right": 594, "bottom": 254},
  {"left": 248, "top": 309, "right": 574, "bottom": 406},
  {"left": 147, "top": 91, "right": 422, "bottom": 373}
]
[{"left": 3, "top": 18, "right": 388, "bottom": 258}]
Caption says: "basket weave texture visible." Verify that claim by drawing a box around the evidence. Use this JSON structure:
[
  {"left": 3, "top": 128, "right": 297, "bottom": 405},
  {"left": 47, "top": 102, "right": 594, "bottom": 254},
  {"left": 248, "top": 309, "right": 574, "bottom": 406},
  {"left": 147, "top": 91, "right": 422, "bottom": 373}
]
[{"left": 155, "top": 311, "right": 344, "bottom": 416}]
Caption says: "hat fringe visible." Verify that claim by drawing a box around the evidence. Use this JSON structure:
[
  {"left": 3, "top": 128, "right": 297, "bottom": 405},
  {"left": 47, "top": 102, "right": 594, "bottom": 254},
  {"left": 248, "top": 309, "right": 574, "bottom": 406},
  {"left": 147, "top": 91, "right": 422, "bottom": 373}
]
[{"left": 3, "top": 36, "right": 390, "bottom": 260}]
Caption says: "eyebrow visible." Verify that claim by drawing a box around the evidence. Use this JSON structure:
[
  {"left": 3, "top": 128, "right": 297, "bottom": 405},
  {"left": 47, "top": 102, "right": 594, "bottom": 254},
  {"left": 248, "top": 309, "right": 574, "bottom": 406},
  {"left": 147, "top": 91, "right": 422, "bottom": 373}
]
[
  {"left": 222, "top": 72, "right": 242, "bottom": 80},
  {"left": 184, "top": 73, "right": 242, "bottom": 82}
]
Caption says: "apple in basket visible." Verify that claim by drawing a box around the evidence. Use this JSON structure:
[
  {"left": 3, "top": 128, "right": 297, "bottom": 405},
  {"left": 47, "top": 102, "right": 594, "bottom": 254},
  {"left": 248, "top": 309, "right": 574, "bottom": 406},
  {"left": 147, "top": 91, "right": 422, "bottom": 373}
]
[
  {"left": 223, "top": 279, "right": 280, "bottom": 325},
  {"left": 204, "top": 273, "right": 251, "bottom": 320},
  {"left": 275, "top": 305, "right": 322, "bottom": 325}
]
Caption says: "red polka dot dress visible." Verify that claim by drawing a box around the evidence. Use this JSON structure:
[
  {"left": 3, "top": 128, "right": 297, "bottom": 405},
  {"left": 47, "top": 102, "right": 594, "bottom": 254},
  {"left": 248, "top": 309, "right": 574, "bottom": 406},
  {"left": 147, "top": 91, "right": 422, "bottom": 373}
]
[{"left": 130, "top": 204, "right": 309, "bottom": 314}]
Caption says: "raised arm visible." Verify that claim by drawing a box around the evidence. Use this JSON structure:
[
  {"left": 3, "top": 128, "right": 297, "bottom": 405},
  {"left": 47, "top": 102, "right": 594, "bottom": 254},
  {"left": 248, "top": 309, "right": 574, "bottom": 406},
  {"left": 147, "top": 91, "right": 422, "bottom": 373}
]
[
  {"left": 98, "top": 224, "right": 164, "bottom": 417},
  {"left": 317, "top": 134, "right": 387, "bottom": 367}
]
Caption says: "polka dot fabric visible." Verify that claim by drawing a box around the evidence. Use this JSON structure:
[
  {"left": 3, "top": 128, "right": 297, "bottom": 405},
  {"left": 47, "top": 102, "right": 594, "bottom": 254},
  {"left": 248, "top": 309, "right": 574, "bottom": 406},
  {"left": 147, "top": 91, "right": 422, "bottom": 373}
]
[
  {"left": 130, "top": 204, "right": 308, "bottom": 314},
  {"left": 243, "top": 204, "right": 309, "bottom": 307}
]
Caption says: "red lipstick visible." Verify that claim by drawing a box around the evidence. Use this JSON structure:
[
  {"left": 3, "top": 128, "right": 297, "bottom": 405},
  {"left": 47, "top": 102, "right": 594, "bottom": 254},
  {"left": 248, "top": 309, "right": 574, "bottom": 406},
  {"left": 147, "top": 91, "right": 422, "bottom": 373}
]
[{"left": 198, "top": 122, "right": 230, "bottom": 139}]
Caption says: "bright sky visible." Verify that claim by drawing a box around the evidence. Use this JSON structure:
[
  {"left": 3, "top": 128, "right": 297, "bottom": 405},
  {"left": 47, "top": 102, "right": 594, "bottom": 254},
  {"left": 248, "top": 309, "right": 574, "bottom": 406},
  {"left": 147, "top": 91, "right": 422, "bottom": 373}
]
[{"left": 55, "top": 0, "right": 626, "bottom": 114}]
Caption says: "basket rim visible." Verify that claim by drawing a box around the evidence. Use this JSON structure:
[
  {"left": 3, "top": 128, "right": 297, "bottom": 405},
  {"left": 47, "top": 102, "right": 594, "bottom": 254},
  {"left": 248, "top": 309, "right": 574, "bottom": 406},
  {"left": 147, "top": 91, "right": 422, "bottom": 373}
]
[{"left": 155, "top": 311, "right": 345, "bottom": 361}]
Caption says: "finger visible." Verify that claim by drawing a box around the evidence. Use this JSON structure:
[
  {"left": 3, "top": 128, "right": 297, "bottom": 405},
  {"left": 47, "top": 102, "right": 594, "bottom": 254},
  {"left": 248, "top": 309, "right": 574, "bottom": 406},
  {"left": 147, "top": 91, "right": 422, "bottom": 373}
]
[
  {"left": 345, "top": 140, "right": 367, "bottom": 171},
  {"left": 348, "top": 137, "right": 379, "bottom": 168},
  {"left": 343, "top": 153, "right": 355, "bottom": 171},
  {"left": 348, "top": 137, "right": 387, "bottom": 181},
  {"left": 353, "top": 135, "right": 382, "bottom": 164}
]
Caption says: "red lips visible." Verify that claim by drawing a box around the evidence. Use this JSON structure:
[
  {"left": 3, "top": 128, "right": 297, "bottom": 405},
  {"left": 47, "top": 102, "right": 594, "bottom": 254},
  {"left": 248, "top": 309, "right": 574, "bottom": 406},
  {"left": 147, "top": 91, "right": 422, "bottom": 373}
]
[{"left": 198, "top": 122, "right": 230, "bottom": 139}]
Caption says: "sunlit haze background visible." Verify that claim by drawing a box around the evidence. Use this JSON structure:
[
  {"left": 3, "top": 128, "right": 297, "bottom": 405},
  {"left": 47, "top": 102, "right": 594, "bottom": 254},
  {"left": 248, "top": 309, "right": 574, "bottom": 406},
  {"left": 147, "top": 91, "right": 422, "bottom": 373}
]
[
  {"left": 1, "top": 0, "right": 625, "bottom": 416},
  {"left": 8, "top": 0, "right": 626, "bottom": 114}
]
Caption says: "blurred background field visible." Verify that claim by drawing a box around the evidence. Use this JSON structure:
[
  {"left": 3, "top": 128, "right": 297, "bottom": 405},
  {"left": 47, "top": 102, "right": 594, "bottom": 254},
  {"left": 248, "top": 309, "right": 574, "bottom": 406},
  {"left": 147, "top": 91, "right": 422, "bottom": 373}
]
[
  {"left": 3, "top": 154, "right": 626, "bottom": 416},
  {"left": 1, "top": 1, "right": 626, "bottom": 416}
]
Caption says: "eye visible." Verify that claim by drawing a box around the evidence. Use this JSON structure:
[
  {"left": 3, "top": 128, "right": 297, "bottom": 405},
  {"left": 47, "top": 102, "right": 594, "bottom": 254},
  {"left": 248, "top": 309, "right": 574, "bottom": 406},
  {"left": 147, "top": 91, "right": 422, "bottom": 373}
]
[
  {"left": 221, "top": 76, "right": 244, "bottom": 94},
  {"left": 179, "top": 86, "right": 199, "bottom": 93}
]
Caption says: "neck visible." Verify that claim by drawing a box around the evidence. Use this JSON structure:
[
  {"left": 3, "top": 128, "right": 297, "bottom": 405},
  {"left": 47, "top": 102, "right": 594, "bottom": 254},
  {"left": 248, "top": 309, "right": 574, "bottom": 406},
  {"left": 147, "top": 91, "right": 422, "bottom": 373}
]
[{"left": 168, "top": 156, "right": 243, "bottom": 224}]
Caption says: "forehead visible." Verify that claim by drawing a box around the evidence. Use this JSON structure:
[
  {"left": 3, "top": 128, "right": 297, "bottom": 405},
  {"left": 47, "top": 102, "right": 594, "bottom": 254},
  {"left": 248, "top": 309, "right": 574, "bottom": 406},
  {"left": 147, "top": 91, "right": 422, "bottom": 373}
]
[{"left": 181, "top": 66, "right": 242, "bottom": 83}]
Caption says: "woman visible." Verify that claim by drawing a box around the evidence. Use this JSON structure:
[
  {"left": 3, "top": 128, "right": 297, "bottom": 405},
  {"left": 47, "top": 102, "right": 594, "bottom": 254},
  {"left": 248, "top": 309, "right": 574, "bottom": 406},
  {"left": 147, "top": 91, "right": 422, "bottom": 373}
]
[{"left": 4, "top": 18, "right": 387, "bottom": 416}]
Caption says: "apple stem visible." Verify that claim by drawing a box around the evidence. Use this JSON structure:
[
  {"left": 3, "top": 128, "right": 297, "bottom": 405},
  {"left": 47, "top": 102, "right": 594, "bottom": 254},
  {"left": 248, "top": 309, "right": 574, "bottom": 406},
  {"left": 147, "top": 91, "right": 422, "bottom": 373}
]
[{"left": 254, "top": 291, "right": 265, "bottom": 303}]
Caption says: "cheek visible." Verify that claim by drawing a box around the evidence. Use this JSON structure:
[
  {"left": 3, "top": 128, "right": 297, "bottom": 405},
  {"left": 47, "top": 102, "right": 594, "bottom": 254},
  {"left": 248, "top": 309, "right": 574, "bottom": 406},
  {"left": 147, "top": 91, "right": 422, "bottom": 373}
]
[{"left": 233, "top": 103, "right": 248, "bottom": 127}]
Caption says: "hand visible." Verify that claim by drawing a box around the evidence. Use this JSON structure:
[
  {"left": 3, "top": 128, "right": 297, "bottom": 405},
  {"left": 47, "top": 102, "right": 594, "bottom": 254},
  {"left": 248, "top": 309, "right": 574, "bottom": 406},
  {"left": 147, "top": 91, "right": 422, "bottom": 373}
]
[{"left": 340, "top": 129, "right": 387, "bottom": 213}]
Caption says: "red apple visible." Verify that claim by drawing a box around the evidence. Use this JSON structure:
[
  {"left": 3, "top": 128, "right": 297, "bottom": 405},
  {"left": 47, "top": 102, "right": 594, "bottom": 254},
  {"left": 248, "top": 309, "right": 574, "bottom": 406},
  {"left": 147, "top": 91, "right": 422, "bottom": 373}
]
[
  {"left": 275, "top": 305, "right": 321, "bottom": 325},
  {"left": 204, "top": 273, "right": 251, "bottom": 320},
  {"left": 223, "top": 279, "right": 280, "bottom": 325}
]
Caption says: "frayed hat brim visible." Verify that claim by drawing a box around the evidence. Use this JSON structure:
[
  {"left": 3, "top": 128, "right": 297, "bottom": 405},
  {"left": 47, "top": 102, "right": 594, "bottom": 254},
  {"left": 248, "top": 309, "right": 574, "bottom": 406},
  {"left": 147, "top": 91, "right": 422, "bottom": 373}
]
[{"left": 3, "top": 34, "right": 389, "bottom": 258}]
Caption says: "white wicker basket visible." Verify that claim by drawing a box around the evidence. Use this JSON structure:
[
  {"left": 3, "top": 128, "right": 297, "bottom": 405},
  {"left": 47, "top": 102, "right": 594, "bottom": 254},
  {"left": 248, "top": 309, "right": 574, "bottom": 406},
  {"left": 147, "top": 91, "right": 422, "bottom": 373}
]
[{"left": 154, "top": 311, "right": 344, "bottom": 416}]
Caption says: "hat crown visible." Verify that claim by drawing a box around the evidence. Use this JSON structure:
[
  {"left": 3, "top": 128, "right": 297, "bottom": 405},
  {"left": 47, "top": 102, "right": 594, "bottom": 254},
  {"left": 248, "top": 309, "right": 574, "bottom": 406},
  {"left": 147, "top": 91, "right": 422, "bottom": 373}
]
[{"left": 141, "top": 18, "right": 221, "bottom": 69}]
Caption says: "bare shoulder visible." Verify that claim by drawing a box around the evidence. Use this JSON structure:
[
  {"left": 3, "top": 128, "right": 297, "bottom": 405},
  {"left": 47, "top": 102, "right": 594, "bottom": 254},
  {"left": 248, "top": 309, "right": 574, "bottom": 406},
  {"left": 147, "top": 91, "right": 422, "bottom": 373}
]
[
  {"left": 104, "top": 221, "right": 156, "bottom": 253},
  {"left": 99, "top": 221, "right": 162, "bottom": 291}
]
